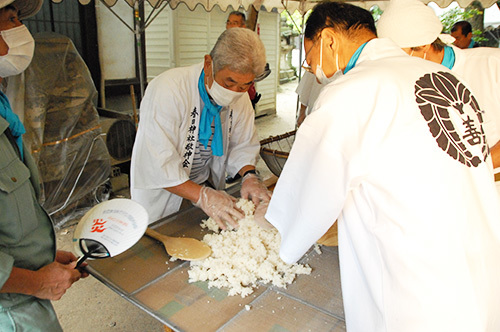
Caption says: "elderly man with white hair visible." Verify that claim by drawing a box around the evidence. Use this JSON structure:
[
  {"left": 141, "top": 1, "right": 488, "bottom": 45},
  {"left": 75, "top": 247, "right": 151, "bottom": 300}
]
[
  {"left": 131, "top": 28, "right": 271, "bottom": 227},
  {"left": 378, "top": 0, "right": 500, "bottom": 171}
]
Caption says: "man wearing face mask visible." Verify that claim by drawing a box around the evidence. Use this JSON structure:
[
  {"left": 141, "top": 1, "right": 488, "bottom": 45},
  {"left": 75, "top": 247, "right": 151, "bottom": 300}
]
[
  {"left": 131, "top": 28, "right": 271, "bottom": 228},
  {"left": 0, "top": 1, "right": 87, "bottom": 331},
  {"left": 265, "top": 2, "right": 500, "bottom": 331}
]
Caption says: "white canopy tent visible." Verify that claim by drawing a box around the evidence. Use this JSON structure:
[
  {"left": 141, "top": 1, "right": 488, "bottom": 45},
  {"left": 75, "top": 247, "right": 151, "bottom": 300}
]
[
  {"left": 52, "top": 0, "right": 500, "bottom": 12},
  {"left": 50, "top": 0, "right": 499, "bottom": 97}
]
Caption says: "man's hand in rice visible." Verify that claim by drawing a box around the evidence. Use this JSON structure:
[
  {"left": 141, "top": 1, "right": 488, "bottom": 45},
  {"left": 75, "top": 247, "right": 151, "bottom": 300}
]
[
  {"left": 196, "top": 186, "right": 244, "bottom": 230},
  {"left": 240, "top": 173, "right": 272, "bottom": 206}
]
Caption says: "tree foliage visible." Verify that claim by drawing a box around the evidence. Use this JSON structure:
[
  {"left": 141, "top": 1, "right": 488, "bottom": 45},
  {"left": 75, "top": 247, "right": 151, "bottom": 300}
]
[
  {"left": 370, "top": 5, "right": 383, "bottom": 22},
  {"left": 280, "top": 10, "right": 310, "bottom": 35},
  {"left": 440, "top": 7, "right": 481, "bottom": 31}
]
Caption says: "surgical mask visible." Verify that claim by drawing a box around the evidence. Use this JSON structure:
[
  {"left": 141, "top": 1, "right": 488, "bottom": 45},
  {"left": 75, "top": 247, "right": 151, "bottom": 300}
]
[
  {"left": 206, "top": 62, "right": 245, "bottom": 107},
  {"left": 409, "top": 49, "right": 427, "bottom": 60},
  {"left": 0, "top": 25, "right": 34, "bottom": 78},
  {"left": 315, "top": 38, "right": 342, "bottom": 85}
]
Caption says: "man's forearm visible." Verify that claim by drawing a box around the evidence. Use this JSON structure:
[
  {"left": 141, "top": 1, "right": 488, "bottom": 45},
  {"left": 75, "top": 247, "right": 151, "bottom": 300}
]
[
  {"left": 165, "top": 180, "right": 204, "bottom": 203},
  {"left": 0, "top": 267, "right": 37, "bottom": 296}
]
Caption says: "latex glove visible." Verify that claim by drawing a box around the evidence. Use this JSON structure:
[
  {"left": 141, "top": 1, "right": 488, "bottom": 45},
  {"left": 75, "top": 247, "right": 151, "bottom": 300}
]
[
  {"left": 253, "top": 200, "right": 274, "bottom": 230},
  {"left": 240, "top": 173, "right": 272, "bottom": 206},
  {"left": 195, "top": 186, "right": 244, "bottom": 230}
]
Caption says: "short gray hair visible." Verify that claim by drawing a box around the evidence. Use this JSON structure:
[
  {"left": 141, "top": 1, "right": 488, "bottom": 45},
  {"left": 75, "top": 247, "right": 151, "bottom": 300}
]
[{"left": 210, "top": 28, "right": 266, "bottom": 77}]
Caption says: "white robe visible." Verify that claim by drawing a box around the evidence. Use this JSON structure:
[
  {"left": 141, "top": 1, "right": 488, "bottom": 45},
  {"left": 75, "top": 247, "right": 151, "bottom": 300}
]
[
  {"left": 266, "top": 38, "right": 500, "bottom": 332},
  {"left": 131, "top": 63, "right": 259, "bottom": 222}
]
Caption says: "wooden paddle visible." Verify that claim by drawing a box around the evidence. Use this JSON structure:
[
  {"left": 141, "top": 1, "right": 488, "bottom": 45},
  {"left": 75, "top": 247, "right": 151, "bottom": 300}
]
[
  {"left": 317, "top": 222, "right": 338, "bottom": 247},
  {"left": 145, "top": 228, "right": 211, "bottom": 261}
]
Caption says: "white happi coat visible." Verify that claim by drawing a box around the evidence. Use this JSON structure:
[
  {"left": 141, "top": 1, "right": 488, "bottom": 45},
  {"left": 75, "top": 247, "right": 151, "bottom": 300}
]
[
  {"left": 266, "top": 38, "right": 500, "bottom": 332},
  {"left": 131, "top": 63, "right": 259, "bottom": 222},
  {"left": 451, "top": 45, "right": 500, "bottom": 149}
]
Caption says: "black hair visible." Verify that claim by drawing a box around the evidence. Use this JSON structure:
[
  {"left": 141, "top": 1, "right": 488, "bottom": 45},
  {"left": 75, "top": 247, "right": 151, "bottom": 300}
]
[
  {"left": 304, "top": 2, "right": 376, "bottom": 40},
  {"left": 0, "top": 4, "right": 18, "bottom": 12},
  {"left": 451, "top": 21, "right": 472, "bottom": 36},
  {"left": 228, "top": 11, "right": 246, "bottom": 22}
]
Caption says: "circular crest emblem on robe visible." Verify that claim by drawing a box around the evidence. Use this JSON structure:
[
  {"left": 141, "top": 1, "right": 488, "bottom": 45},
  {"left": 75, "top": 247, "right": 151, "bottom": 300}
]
[{"left": 415, "top": 71, "right": 488, "bottom": 167}]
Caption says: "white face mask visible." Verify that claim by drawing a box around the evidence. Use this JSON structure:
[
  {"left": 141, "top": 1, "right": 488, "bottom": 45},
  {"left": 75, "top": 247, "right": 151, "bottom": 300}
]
[
  {"left": 0, "top": 25, "right": 35, "bottom": 78},
  {"left": 409, "top": 49, "right": 427, "bottom": 60},
  {"left": 315, "top": 38, "right": 342, "bottom": 85},
  {"left": 206, "top": 62, "right": 245, "bottom": 107}
]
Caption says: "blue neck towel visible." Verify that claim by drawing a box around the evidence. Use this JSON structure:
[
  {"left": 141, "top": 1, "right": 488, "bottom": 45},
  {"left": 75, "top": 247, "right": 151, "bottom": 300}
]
[
  {"left": 441, "top": 46, "right": 456, "bottom": 70},
  {"left": 198, "top": 71, "right": 224, "bottom": 156},
  {"left": 344, "top": 42, "right": 368, "bottom": 74}
]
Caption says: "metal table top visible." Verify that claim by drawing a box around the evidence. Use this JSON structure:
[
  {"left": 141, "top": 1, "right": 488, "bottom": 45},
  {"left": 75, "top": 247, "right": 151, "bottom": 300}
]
[{"left": 87, "top": 196, "right": 346, "bottom": 331}]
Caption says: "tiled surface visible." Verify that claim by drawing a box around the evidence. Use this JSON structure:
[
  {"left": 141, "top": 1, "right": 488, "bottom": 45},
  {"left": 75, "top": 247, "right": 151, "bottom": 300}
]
[
  {"left": 89, "top": 236, "right": 179, "bottom": 294},
  {"left": 133, "top": 266, "right": 266, "bottom": 331},
  {"left": 220, "top": 289, "right": 346, "bottom": 332},
  {"left": 280, "top": 246, "right": 344, "bottom": 320},
  {"left": 88, "top": 204, "right": 346, "bottom": 332}
]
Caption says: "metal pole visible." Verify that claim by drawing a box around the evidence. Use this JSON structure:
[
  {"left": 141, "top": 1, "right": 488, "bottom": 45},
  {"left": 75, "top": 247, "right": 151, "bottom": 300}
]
[
  {"left": 134, "top": 1, "right": 145, "bottom": 99},
  {"left": 296, "top": 12, "right": 305, "bottom": 121}
]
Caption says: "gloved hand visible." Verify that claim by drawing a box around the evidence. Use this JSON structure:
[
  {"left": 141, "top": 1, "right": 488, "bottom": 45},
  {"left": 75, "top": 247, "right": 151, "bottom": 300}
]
[
  {"left": 253, "top": 200, "right": 274, "bottom": 230},
  {"left": 195, "top": 186, "right": 244, "bottom": 230},
  {"left": 240, "top": 173, "right": 272, "bottom": 206}
]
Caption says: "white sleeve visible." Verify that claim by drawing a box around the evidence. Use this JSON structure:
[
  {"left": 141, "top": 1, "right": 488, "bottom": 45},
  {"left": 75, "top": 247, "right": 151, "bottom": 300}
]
[
  {"left": 265, "top": 84, "right": 367, "bottom": 264},
  {"left": 131, "top": 76, "right": 190, "bottom": 190},
  {"left": 295, "top": 72, "right": 315, "bottom": 106},
  {"left": 306, "top": 80, "right": 324, "bottom": 114}
]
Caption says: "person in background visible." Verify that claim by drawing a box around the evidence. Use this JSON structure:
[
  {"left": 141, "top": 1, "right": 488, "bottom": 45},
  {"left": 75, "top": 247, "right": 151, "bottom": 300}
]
[
  {"left": 226, "top": 10, "right": 246, "bottom": 29},
  {"left": 224, "top": 10, "right": 268, "bottom": 111},
  {"left": 131, "top": 28, "right": 271, "bottom": 228},
  {"left": 378, "top": 0, "right": 500, "bottom": 169},
  {"left": 295, "top": 69, "right": 322, "bottom": 127},
  {"left": 451, "top": 20, "right": 477, "bottom": 49},
  {"left": 0, "top": 1, "right": 86, "bottom": 331},
  {"left": 223, "top": 10, "right": 268, "bottom": 184},
  {"left": 264, "top": 2, "right": 500, "bottom": 331},
  {"left": 225, "top": 11, "right": 261, "bottom": 111}
]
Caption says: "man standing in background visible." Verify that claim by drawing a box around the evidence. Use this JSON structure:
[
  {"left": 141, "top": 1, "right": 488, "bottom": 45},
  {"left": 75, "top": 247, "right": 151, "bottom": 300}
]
[
  {"left": 226, "top": 11, "right": 246, "bottom": 29},
  {"left": 451, "top": 21, "right": 477, "bottom": 49}
]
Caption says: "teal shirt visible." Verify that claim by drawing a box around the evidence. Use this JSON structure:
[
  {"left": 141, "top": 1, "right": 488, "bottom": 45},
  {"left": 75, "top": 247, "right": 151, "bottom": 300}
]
[{"left": 0, "top": 116, "right": 56, "bottom": 309}]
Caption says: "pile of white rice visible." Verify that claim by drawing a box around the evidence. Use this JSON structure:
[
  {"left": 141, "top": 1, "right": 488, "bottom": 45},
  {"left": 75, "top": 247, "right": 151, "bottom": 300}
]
[{"left": 188, "top": 199, "right": 311, "bottom": 297}]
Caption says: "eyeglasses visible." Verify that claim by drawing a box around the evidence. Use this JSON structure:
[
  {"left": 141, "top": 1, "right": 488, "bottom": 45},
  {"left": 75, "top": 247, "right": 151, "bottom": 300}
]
[
  {"left": 301, "top": 39, "right": 319, "bottom": 74},
  {"left": 301, "top": 58, "right": 314, "bottom": 73}
]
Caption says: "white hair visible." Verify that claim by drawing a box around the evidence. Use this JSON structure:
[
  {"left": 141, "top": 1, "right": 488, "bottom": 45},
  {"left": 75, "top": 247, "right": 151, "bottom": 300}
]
[{"left": 210, "top": 28, "right": 266, "bottom": 77}]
